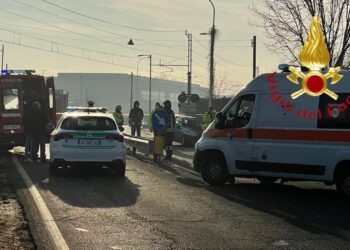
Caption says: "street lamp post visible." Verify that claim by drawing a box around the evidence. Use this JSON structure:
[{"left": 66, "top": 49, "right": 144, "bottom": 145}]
[
  {"left": 137, "top": 54, "right": 152, "bottom": 116},
  {"left": 136, "top": 57, "right": 148, "bottom": 102}
]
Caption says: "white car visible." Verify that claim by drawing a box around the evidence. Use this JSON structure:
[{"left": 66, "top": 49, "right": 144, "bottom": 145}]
[{"left": 50, "top": 107, "right": 126, "bottom": 176}]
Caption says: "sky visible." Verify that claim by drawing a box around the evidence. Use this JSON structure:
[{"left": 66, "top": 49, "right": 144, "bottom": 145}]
[{"left": 0, "top": 0, "right": 281, "bottom": 95}]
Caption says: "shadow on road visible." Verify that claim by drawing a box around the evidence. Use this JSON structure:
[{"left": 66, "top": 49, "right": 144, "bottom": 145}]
[
  {"left": 45, "top": 168, "right": 140, "bottom": 208},
  {"left": 207, "top": 182, "right": 350, "bottom": 240}
]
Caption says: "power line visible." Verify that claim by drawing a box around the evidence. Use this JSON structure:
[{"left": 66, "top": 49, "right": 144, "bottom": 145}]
[
  {"left": 0, "top": 38, "right": 136, "bottom": 70},
  {"left": 0, "top": 25, "right": 134, "bottom": 59},
  {"left": 0, "top": 38, "right": 192, "bottom": 83},
  {"left": 193, "top": 35, "right": 251, "bottom": 67},
  {"left": 0, "top": 7, "right": 178, "bottom": 59},
  {"left": 13, "top": 0, "right": 188, "bottom": 53},
  {"left": 41, "top": 0, "right": 185, "bottom": 33}
]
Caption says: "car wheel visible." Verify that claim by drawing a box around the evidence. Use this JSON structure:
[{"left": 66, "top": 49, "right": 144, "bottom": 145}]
[
  {"left": 257, "top": 177, "right": 279, "bottom": 184},
  {"left": 201, "top": 154, "right": 228, "bottom": 185},
  {"left": 336, "top": 171, "right": 350, "bottom": 198},
  {"left": 49, "top": 162, "right": 59, "bottom": 176},
  {"left": 111, "top": 162, "right": 125, "bottom": 177}
]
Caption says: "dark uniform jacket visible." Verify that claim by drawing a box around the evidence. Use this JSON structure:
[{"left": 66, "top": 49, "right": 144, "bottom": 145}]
[{"left": 129, "top": 107, "right": 144, "bottom": 127}]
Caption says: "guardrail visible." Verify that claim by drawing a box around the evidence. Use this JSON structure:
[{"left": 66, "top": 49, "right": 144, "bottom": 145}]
[{"left": 124, "top": 134, "right": 154, "bottom": 155}]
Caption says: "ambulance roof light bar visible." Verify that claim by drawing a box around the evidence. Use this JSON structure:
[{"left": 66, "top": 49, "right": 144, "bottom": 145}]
[{"left": 1, "top": 69, "right": 36, "bottom": 75}]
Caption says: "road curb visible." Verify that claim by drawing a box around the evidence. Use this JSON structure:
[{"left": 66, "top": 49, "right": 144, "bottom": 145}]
[{"left": 12, "top": 156, "right": 69, "bottom": 250}]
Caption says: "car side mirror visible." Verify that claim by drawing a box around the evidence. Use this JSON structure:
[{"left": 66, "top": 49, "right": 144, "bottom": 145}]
[{"left": 215, "top": 112, "right": 225, "bottom": 129}]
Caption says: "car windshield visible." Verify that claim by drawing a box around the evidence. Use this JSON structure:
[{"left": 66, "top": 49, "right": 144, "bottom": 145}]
[{"left": 61, "top": 117, "right": 116, "bottom": 130}]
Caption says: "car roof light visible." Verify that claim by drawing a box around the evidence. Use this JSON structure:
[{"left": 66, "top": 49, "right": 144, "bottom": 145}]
[{"left": 67, "top": 106, "right": 108, "bottom": 113}]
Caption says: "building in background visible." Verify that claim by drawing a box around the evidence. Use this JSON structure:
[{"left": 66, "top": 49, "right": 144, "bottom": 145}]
[
  {"left": 54, "top": 73, "right": 208, "bottom": 114},
  {"left": 55, "top": 89, "right": 69, "bottom": 113}
]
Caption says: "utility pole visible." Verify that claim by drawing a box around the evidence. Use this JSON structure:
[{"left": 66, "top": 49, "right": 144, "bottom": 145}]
[
  {"left": 159, "top": 32, "right": 192, "bottom": 101},
  {"left": 209, "top": 26, "right": 216, "bottom": 107},
  {"left": 252, "top": 35, "right": 256, "bottom": 78},
  {"left": 85, "top": 88, "right": 88, "bottom": 106},
  {"left": 137, "top": 54, "right": 153, "bottom": 115},
  {"left": 130, "top": 72, "right": 134, "bottom": 109},
  {"left": 1, "top": 45, "right": 4, "bottom": 73},
  {"left": 149, "top": 56, "right": 152, "bottom": 116},
  {"left": 80, "top": 76, "right": 83, "bottom": 106},
  {"left": 208, "top": 0, "right": 216, "bottom": 108}
]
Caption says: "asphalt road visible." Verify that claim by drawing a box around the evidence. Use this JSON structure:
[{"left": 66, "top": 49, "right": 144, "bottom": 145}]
[{"left": 3, "top": 148, "right": 350, "bottom": 249}]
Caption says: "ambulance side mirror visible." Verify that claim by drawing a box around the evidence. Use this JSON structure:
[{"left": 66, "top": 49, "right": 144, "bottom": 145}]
[{"left": 215, "top": 112, "right": 225, "bottom": 129}]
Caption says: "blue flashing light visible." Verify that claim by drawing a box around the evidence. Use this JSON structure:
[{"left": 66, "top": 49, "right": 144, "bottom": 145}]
[{"left": 1, "top": 69, "right": 35, "bottom": 75}]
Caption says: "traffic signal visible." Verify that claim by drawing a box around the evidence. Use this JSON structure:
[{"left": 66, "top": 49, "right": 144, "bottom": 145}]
[
  {"left": 190, "top": 94, "right": 199, "bottom": 103},
  {"left": 177, "top": 93, "right": 200, "bottom": 103},
  {"left": 178, "top": 93, "right": 187, "bottom": 103}
]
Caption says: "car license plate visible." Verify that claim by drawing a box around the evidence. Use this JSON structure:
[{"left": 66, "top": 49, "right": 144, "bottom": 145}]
[{"left": 77, "top": 139, "right": 101, "bottom": 145}]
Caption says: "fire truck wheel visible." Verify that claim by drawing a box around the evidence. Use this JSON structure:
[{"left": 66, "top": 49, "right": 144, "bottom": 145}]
[
  {"left": 201, "top": 154, "right": 228, "bottom": 185},
  {"left": 336, "top": 171, "right": 350, "bottom": 198},
  {"left": 257, "top": 177, "right": 279, "bottom": 184}
]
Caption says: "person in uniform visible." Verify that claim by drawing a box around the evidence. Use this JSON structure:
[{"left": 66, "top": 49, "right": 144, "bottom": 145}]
[
  {"left": 202, "top": 105, "right": 216, "bottom": 130},
  {"left": 113, "top": 105, "right": 124, "bottom": 131},
  {"left": 163, "top": 100, "right": 175, "bottom": 160},
  {"left": 30, "top": 102, "right": 48, "bottom": 163},
  {"left": 87, "top": 100, "right": 95, "bottom": 107},
  {"left": 128, "top": 100, "right": 144, "bottom": 137}
]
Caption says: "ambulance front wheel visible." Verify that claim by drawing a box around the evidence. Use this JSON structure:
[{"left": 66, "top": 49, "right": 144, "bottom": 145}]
[
  {"left": 201, "top": 155, "right": 228, "bottom": 185},
  {"left": 336, "top": 172, "right": 350, "bottom": 198}
]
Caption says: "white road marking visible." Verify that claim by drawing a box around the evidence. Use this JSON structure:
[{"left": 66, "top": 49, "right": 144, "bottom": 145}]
[
  {"left": 111, "top": 246, "right": 122, "bottom": 250},
  {"left": 272, "top": 240, "right": 289, "bottom": 246},
  {"left": 12, "top": 156, "right": 69, "bottom": 250},
  {"left": 75, "top": 228, "right": 88, "bottom": 232}
]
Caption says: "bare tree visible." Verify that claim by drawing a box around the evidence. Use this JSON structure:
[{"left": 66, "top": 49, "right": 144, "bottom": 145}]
[
  {"left": 251, "top": 0, "right": 350, "bottom": 68},
  {"left": 214, "top": 71, "right": 235, "bottom": 97}
]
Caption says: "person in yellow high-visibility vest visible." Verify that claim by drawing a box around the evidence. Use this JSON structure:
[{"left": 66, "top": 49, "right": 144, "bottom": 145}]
[
  {"left": 202, "top": 105, "right": 216, "bottom": 130},
  {"left": 113, "top": 105, "right": 124, "bottom": 131}
]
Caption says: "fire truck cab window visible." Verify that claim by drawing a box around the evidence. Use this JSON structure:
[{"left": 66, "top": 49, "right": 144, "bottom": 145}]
[{"left": 2, "top": 88, "right": 19, "bottom": 110}]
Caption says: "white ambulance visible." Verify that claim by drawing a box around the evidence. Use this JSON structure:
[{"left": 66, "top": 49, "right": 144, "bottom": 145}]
[{"left": 193, "top": 69, "right": 350, "bottom": 197}]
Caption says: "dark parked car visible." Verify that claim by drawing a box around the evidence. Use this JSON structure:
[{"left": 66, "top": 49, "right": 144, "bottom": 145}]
[{"left": 174, "top": 115, "right": 202, "bottom": 146}]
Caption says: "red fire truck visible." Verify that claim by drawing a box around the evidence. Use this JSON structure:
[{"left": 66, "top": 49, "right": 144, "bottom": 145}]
[{"left": 0, "top": 70, "right": 56, "bottom": 151}]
